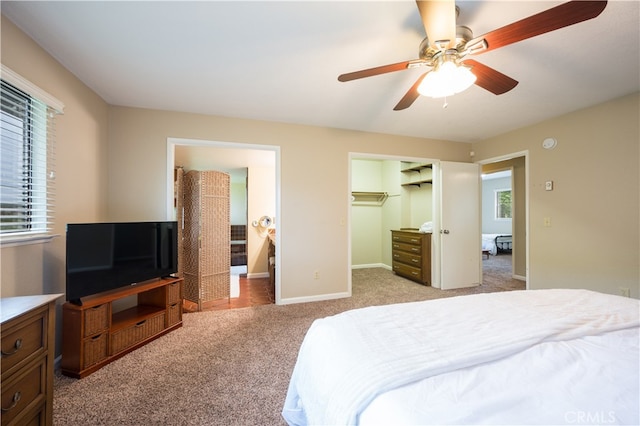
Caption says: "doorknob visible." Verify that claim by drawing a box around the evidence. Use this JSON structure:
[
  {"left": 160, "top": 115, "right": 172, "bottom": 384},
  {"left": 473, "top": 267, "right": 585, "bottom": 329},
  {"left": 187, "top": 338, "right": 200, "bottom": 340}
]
[{"left": 441, "top": 229, "right": 450, "bottom": 234}]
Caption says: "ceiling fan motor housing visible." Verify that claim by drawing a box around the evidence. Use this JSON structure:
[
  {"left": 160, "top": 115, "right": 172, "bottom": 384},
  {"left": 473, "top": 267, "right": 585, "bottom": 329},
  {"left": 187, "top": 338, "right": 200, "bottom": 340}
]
[{"left": 419, "top": 25, "right": 474, "bottom": 62}]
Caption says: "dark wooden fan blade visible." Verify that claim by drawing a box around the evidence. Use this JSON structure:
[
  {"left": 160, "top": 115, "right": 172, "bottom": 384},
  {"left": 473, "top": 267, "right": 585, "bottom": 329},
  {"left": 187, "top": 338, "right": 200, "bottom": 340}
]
[
  {"left": 471, "top": 1, "right": 607, "bottom": 54},
  {"left": 416, "top": 0, "right": 456, "bottom": 49},
  {"left": 338, "top": 61, "right": 417, "bottom": 82},
  {"left": 463, "top": 59, "right": 518, "bottom": 95},
  {"left": 394, "top": 73, "right": 428, "bottom": 111}
]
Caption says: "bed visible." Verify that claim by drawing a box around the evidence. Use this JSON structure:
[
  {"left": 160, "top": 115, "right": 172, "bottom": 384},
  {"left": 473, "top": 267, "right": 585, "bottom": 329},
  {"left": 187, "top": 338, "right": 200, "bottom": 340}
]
[
  {"left": 482, "top": 233, "right": 512, "bottom": 255},
  {"left": 282, "top": 289, "right": 639, "bottom": 425}
]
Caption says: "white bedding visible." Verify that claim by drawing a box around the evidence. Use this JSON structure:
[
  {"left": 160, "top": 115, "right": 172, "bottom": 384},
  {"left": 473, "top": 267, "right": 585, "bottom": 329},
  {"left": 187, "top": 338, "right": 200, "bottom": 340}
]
[
  {"left": 282, "top": 289, "right": 639, "bottom": 425},
  {"left": 482, "top": 233, "right": 506, "bottom": 255}
]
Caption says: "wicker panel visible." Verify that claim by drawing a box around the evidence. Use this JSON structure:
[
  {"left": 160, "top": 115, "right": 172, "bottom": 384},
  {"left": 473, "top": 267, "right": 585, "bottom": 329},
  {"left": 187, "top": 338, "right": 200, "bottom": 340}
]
[
  {"left": 110, "top": 313, "right": 165, "bottom": 355},
  {"left": 83, "top": 304, "right": 109, "bottom": 337},
  {"left": 166, "top": 303, "right": 182, "bottom": 327},
  {"left": 199, "top": 196, "right": 231, "bottom": 274},
  {"left": 166, "top": 281, "right": 182, "bottom": 304},
  {"left": 201, "top": 169, "right": 230, "bottom": 197},
  {"left": 82, "top": 333, "right": 108, "bottom": 369},
  {"left": 201, "top": 271, "right": 230, "bottom": 302},
  {"left": 183, "top": 171, "right": 202, "bottom": 303},
  {"left": 182, "top": 170, "right": 230, "bottom": 308}
]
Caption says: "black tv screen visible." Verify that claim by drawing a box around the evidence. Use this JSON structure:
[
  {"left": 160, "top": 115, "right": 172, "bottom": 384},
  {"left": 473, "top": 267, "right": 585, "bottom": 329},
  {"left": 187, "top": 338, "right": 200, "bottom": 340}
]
[{"left": 66, "top": 221, "right": 178, "bottom": 304}]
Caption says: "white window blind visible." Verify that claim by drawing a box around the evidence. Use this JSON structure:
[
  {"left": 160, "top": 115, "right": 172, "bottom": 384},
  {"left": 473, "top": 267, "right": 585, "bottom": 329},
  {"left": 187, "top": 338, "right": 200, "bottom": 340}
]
[{"left": 1, "top": 65, "right": 64, "bottom": 244}]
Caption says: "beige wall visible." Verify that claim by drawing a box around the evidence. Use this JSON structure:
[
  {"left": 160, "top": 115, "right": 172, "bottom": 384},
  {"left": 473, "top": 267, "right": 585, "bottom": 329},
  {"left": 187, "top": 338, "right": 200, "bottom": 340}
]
[
  {"left": 107, "top": 107, "right": 470, "bottom": 302},
  {"left": 1, "top": 16, "right": 109, "bottom": 357},
  {"left": 473, "top": 93, "right": 640, "bottom": 298},
  {"left": 1, "top": 16, "right": 109, "bottom": 299},
  {"left": 246, "top": 166, "right": 276, "bottom": 277}
]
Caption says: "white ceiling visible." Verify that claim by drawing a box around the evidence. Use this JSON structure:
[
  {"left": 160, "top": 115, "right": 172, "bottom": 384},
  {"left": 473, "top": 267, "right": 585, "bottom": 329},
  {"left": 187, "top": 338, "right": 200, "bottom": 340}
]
[{"left": 3, "top": 1, "right": 639, "bottom": 143}]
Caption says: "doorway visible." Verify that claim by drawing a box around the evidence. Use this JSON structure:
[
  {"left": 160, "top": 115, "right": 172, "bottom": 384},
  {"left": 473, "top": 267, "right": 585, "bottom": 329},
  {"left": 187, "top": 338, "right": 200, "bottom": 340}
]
[
  {"left": 349, "top": 153, "right": 440, "bottom": 291},
  {"left": 478, "top": 153, "right": 529, "bottom": 288},
  {"left": 349, "top": 153, "right": 526, "bottom": 291},
  {"left": 166, "top": 138, "right": 280, "bottom": 306}
]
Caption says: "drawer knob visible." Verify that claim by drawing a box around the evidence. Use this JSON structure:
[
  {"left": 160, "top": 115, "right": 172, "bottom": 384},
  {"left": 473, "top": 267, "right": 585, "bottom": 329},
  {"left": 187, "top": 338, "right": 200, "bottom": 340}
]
[
  {"left": 135, "top": 320, "right": 147, "bottom": 327},
  {"left": 1, "top": 338, "right": 23, "bottom": 356},
  {"left": 1, "top": 391, "right": 21, "bottom": 412}
]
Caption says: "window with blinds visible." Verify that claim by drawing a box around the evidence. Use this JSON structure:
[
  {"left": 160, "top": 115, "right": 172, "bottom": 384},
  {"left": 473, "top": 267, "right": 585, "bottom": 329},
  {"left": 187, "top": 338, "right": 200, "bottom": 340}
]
[{"left": 1, "top": 77, "right": 58, "bottom": 242}]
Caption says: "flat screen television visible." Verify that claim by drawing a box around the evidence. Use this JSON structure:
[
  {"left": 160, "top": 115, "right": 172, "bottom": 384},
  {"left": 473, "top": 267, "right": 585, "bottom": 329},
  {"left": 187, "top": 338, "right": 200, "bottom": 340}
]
[{"left": 66, "top": 221, "right": 178, "bottom": 305}]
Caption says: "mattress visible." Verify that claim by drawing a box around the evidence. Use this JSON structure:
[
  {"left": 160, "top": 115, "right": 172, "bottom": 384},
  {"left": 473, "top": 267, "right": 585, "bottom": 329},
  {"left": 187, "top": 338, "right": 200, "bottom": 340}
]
[{"left": 282, "top": 289, "right": 639, "bottom": 425}]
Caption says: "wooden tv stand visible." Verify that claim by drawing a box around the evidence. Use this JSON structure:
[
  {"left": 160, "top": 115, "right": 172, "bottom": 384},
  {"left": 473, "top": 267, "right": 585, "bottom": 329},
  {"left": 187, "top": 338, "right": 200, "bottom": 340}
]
[{"left": 61, "top": 277, "right": 183, "bottom": 378}]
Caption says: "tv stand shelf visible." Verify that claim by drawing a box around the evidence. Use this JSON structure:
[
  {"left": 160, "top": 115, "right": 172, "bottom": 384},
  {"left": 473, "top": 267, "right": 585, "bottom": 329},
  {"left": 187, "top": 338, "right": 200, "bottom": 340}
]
[
  {"left": 61, "top": 277, "right": 183, "bottom": 378},
  {"left": 111, "top": 305, "right": 164, "bottom": 332}
]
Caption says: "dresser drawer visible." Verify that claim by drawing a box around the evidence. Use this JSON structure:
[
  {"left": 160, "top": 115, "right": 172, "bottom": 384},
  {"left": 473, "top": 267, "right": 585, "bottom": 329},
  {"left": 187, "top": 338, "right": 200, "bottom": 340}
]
[
  {"left": 391, "top": 233, "right": 423, "bottom": 245},
  {"left": 392, "top": 261, "right": 423, "bottom": 282},
  {"left": 1, "top": 308, "right": 46, "bottom": 375},
  {"left": 392, "top": 251, "right": 422, "bottom": 266},
  {"left": 1, "top": 357, "right": 46, "bottom": 426},
  {"left": 392, "top": 241, "right": 422, "bottom": 255},
  {"left": 18, "top": 406, "right": 45, "bottom": 426}
]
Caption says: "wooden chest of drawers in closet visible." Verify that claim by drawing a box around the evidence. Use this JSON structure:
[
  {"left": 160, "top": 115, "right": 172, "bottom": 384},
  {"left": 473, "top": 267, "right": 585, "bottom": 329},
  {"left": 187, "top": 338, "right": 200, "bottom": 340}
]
[{"left": 391, "top": 230, "right": 431, "bottom": 285}]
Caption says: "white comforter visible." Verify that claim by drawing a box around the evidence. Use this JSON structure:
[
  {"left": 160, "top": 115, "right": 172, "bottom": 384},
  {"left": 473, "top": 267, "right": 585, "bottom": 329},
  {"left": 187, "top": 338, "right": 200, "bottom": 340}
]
[
  {"left": 482, "top": 234, "right": 504, "bottom": 255},
  {"left": 282, "top": 289, "right": 639, "bottom": 425}
]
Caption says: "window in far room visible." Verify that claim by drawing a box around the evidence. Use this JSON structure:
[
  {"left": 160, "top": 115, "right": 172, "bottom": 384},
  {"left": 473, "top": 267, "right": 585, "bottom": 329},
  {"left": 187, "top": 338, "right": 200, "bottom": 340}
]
[{"left": 495, "top": 189, "right": 512, "bottom": 219}]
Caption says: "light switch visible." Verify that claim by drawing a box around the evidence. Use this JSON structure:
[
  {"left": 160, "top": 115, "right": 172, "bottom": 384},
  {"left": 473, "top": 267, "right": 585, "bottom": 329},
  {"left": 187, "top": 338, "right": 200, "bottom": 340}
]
[{"left": 545, "top": 181, "right": 553, "bottom": 191}]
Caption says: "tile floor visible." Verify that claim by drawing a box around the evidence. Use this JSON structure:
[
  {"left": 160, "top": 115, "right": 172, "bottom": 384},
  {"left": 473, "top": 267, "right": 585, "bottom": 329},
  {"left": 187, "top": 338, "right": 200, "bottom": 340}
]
[{"left": 183, "top": 274, "right": 274, "bottom": 312}]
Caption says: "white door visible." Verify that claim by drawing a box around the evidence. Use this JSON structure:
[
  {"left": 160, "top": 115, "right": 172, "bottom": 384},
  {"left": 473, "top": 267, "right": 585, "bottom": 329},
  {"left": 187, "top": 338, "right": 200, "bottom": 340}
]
[{"left": 436, "top": 161, "right": 481, "bottom": 289}]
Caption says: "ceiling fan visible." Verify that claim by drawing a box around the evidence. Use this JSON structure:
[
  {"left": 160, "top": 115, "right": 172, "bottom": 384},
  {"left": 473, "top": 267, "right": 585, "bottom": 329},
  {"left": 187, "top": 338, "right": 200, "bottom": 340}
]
[{"left": 338, "top": 1, "right": 608, "bottom": 110}]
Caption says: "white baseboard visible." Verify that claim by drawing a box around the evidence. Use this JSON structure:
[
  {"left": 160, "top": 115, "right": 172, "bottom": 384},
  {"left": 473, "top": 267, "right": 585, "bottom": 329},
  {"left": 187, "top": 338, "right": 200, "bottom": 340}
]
[
  {"left": 513, "top": 274, "right": 526, "bottom": 281},
  {"left": 279, "top": 291, "right": 350, "bottom": 305},
  {"left": 247, "top": 272, "right": 269, "bottom": 279},
  {"left": 351, "top": 263, "right": 391, "bottom": 270}
]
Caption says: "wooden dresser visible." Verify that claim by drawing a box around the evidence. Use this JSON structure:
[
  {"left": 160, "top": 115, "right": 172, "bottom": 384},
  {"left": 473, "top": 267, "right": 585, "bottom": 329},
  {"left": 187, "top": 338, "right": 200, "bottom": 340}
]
[
  {"left": 1, "top": 294, "right": 62, "bottom": 426},
  {"left": 391, "top": 230, "right": 432, "bottom": 285}
]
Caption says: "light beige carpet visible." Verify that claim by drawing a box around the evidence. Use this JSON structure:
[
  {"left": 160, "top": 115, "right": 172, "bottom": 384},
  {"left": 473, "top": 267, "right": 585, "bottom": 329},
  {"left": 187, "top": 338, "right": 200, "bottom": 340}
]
[{"left": 53, "top": 259, "right": 523, "bottom": 425}]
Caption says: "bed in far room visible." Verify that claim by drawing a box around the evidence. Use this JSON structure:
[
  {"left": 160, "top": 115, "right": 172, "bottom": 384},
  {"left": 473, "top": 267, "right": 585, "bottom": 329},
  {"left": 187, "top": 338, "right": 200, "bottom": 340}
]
[
  {"left": 482, "top": 233, "right": 512, "bottom": 255},
  {"left": 282, "top": 289, "right": 639, "bottom": 425}
]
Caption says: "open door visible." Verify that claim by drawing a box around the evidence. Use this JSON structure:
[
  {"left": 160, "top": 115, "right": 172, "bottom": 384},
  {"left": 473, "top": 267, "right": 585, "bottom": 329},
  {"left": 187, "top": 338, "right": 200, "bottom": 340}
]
[{"left": 435, "top": 161, "right": 481, "bottom": 290}]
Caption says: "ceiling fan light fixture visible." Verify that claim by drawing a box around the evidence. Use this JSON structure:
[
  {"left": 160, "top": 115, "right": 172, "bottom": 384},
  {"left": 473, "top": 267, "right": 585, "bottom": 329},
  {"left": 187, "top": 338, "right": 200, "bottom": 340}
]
[{"left": 417, "top": 60, "right": 477, "bottom": 99}]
